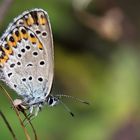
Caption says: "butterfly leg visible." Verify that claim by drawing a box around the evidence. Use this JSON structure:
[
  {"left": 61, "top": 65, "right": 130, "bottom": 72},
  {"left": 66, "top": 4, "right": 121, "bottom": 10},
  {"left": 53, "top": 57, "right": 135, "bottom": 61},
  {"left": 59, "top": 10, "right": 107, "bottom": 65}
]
[
  {"left": 23, "top": 106, "right": 39, "bottom": 126},
  {"left": 23, "top": 107, "right": 35, "bottom": 126},
  {"left": 29, "top": 105, "right": 39, "bottom": 116},
  {"left": 35, "top": 106, "right": 40, "bottom": 116},
  {"left": 29, "top": 106, "right": 34, "bottom": 114}
]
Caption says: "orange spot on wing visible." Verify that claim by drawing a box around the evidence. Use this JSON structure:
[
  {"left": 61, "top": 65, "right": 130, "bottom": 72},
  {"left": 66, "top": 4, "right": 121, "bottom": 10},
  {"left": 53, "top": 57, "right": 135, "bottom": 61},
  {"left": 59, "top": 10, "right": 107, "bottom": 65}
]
[
  {"left": 28, "top": 14, "right": 34, "bottom": 25},
  {"left": 0, "top": 47, "right": 8, "bottom": 65},
  {"left": 0, "top": 54, "right": 8, "bottom": 65},
  {"left": 37, "top": 41, "right": 43, "bottom": 49},
  {"left": 7, "top": 40, "right": 12, "bottom": 47},
  {"left": 13, "top": 32, "right": 21, "bottom": 43},
  {"left": 3, "top": 47, "right": 13, "bottom": 55},
  {"left": 28, "top": 32, "right": 37, "bottom": 44},
  {"left": 29, "top": 36, "right": 37, "bottom": 44},
  {"left": 0, "top": 55, "right": 8, "bottom": 64},
  {"left": 37, "top": 13, "right": 46, "bottom": 25},
  {"left": 25, "top": 14, "right": 34, "bottom": 26},
  {"left": 12, "top": 42, "right": 16, "bottom": 47},
  {"left": 19, "top": 28, "right": 28, "bottom": 40},
  {"left": 22, "top": 33, "right": 28, "bottom": 40},
  {"left": 42, "top": 17, "right": 47, "bottom": 25},
  {"left": 7, "top": 35, "right": 17, "bottom": 48}
]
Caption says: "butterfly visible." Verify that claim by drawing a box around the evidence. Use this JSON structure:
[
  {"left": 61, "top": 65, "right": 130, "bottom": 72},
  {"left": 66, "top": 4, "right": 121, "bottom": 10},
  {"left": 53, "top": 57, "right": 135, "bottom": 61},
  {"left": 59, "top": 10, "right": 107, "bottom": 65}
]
[
  {"left": 0, "top": 8, "right": 89, "bottom": 118},
  {"left": 0, "top": 8, "right": 60, "bottom": 116}
]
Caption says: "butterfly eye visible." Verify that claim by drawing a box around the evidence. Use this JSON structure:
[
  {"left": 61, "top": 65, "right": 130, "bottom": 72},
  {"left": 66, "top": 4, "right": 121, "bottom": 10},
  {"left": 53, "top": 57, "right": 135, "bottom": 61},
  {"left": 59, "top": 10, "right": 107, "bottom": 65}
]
[
  {"left": 48, "top": 98, "right": 53, "bottom": 105},
  {"left": 46, "top": 96, "right": 59, "bottom": 106}
]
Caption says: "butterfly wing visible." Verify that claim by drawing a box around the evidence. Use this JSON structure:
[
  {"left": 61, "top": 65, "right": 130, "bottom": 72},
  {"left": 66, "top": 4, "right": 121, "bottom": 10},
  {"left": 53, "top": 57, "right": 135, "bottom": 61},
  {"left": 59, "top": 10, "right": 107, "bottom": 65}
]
[{"left": 0, "top": 9, "right": 54, "bottom": 99}]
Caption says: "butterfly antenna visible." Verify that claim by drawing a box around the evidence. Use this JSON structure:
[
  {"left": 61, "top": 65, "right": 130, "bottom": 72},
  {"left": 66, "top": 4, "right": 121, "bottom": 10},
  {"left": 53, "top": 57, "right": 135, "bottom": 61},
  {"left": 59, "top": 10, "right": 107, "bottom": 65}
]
[
  {"left": 55, "top": 94, "right": 90, "bottom": 105},
  {"left": 58, "top": 100, "right": 75, "bottom": 117}
]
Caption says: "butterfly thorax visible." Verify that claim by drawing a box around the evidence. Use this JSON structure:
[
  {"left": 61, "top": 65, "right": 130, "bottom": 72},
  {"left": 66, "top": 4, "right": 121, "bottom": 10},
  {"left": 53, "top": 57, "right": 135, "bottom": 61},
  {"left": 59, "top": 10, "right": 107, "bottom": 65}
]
[{"left": 22, "top": 92, "right": 46, "bottom": 106}]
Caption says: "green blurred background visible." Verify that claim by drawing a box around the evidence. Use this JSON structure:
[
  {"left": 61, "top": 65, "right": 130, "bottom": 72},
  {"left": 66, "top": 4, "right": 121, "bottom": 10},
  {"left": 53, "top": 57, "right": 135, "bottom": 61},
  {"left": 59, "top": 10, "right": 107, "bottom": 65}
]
[{"left": 0, "top": 0, "right": 140, "bottom": 140}]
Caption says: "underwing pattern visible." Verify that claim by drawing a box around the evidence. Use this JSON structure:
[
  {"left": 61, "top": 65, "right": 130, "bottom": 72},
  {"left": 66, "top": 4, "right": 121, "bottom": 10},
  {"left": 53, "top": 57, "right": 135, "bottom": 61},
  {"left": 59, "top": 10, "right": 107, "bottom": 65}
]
[{"left": 0, "top": 9, "right": 56, "bottom": 116}]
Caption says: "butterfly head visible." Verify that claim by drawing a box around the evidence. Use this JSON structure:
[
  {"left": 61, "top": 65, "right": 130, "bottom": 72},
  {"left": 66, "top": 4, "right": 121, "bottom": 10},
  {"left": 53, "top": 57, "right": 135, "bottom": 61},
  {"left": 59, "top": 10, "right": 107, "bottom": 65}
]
[{"left": 45, "top": 95, "right": 59, "bottom": 107}]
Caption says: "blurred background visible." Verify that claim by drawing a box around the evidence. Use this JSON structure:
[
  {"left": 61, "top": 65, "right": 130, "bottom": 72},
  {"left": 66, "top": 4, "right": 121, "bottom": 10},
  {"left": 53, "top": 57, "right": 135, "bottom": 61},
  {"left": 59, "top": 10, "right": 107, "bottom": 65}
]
[{"left": 0, "top": 0, "right": 140, "bottom": 140}]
